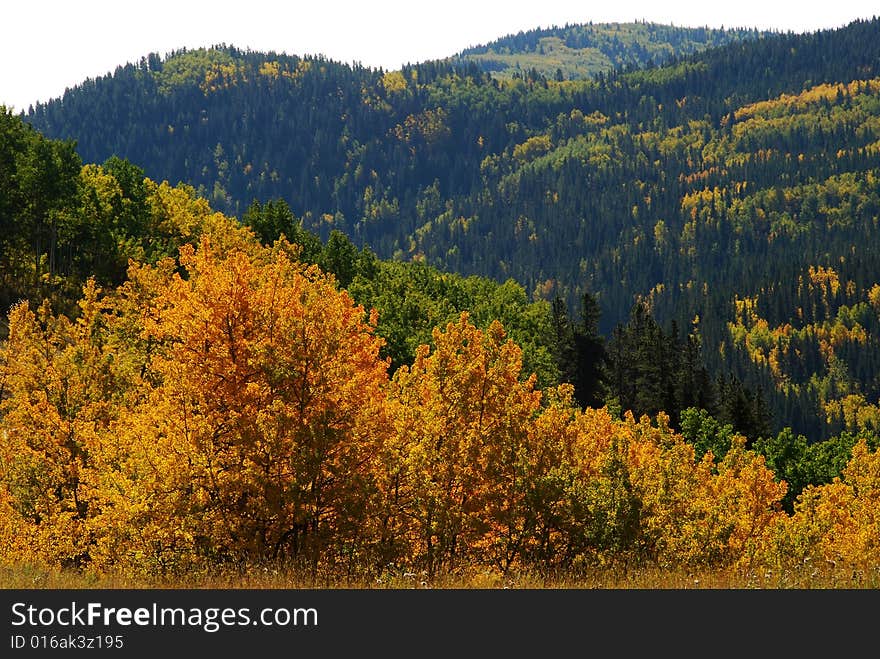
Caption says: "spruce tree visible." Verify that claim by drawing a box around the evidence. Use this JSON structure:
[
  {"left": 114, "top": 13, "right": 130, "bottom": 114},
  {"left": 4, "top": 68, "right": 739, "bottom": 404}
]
[{"left": 572, "top": 291, "right": 606, "bottom": 409}]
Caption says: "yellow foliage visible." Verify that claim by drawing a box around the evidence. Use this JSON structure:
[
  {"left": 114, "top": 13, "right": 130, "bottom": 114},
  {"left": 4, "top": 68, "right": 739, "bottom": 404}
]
[
  {"left": 513, "top": 135, "right": 553, "bottom": 162},
  {"left": 735, "top": 78, "right": 880, "bottom": 121},
  {"left": 201, "top": 62, "right": 246, "bottom": 92},
  {"left": 91, "top": 238, "right": 390, "bottom": 570},
  {"left": 0, "top": 281, "right": 126, "bottom": 567},
  {"left": 258, "top": 61, "right": 280, "bottom": 78},
  {"left": 393, "top": 109, "right": 451, "bottom": 147},
  {"left": 382, "top": 313, "right": 543, "bottom": 573},
  {"left": 808, "top": 265, "right": 841, "bottom": 297},
  {"left": 381, "top": 71, "right": 407, "bottom": 94},
  {"left": 758, "top": 440, "right": 880, "bottom": 569},
  {"left": 868, "top": 283, "right": 880, "bottom": 313},
  {"left": 603, "top": 417, "right": 784, "bottom": 568}
]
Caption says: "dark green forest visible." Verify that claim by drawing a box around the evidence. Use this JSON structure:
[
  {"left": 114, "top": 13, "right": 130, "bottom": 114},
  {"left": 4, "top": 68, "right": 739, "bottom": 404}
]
[{"left": 5, "top": 18, "right": 880, "bottom": 513}]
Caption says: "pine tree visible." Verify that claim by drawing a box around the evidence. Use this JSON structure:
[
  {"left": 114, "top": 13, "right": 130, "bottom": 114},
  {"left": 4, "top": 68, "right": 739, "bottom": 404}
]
[
  {"left": 550, "top": 295, "right": 578, "bottom": 389},
  {"left": 572, "top": 291, "right": 606, "bottom": 409}
]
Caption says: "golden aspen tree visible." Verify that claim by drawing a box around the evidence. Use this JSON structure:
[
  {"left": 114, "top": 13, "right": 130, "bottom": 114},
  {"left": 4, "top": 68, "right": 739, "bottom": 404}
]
[
  {"left": 513, "top": 384, "right": 583, "bottom": 567},
  {"left": 465, "top": 326, "right": 546, "bottom": 572},
  {"left": 541, "top": 410, "right": 786, "bottom": 569},
  {"left": 525, "top": 398, "right": 642, "bottom": 568},
  {"left": 762, "top": 439, "right": 880, "bottom": 569},
  {"left": 93, "top": 237, "right": 390, "bottom": 573},
  {"left": 689, "top": 436, "right": 786, "bottom": 567},
  {"left": 621, "top": 412, "right": 712, "bottom": 565},
  {"left": 0, "top": 281, "right": 127, "bottom": 567},
  {"left": 611, "top": 415, "right": 785, "bottom": 568},
  {"left": 565, "top": 411, "right": 647, "bottom": 565},
  {"left": 382, "top": 313, "right": 544, "bottom": 574}
]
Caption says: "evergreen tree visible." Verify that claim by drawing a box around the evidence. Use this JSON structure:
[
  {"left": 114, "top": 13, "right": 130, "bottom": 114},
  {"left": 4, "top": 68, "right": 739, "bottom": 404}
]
[
  {"left": 675, "top": 327, "right": 717, "bottom": 416},
  {"left": 550, "top": 295, "right": 578, "bottom": 389},
  {"left": 716, "top": 376, "right": 773, "bottom": 446},
  {"left": 572, "top": 291, "right": 606, "bottom": 409}
]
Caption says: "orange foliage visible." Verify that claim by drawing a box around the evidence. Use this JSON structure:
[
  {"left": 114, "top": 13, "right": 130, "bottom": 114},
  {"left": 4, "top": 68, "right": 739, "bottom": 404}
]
[
  {"left": 0, "top": 216, "right": 876, "bottom": 578},
  {"left": 92, "top": 238, "right": 390, "bottom": 571},
  {"left": 381, "top": 313, "right": 543, "bottom": 574}
]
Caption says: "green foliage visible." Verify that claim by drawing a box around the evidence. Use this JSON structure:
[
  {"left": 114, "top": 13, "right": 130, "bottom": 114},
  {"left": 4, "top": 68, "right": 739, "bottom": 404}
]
[
  {"left": 153, "top": 47, "right": 239, "bottom": 95},
  {"left": 18, "top": 17, "right": 880, "bottom": 442},
  {"left": 454, "top": 22, "right": 768, "bottom": 82},
  {"left": 603, "top": 303, "right": 680, "bottom": 425},
  {"left": 0, "top": 108, "right": 82, "bottom": 316},
  {"left": 679, "top": 407, "right": 735, "bottom": 461},
  {"left": 754, "top": 427, "right": 879, "bottom": 512},
  {"left": 348, "top": 260, "right": 557, "bottom": 385}
]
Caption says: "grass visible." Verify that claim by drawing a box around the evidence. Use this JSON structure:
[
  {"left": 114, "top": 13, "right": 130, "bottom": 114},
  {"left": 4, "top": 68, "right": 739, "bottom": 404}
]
[
  {"left": 3, "top": 561, "right": 879, "bottom": 590},
  {"left": 457, "top": 37, "right": 612, "bottom": 81}
]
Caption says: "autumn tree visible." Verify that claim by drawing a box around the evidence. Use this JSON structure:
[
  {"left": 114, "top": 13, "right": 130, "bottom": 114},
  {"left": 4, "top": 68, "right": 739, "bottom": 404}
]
[
  {"left": 381, "top": 313, "right": 544, "bottom": 575},
  {"left": 0, "top": 281, "right": 130, "bottom": 568},
  {"left": 759, "top": 439, "right": 880, "bottom": 570},
  {"left": 92, "top": 237, "right": 390, "bottom": 573}
]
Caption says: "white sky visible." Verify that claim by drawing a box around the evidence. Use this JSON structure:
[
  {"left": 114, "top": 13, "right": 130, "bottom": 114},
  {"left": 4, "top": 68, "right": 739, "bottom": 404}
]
[{"left": 2, "top": 0, "right": 878, "bottom": 112}]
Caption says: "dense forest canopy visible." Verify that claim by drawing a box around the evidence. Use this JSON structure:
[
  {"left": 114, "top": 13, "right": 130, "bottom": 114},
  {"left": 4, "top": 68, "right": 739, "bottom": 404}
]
[
  {"left": 2, "top": 18, "right": 880, "bottom": 579},
  {"left": 21, "top": 17, "right": 880, "bottom": 442}
]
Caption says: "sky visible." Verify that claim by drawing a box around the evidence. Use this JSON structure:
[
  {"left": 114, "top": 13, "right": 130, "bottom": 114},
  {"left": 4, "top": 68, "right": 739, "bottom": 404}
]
[{"left": 2, "top": 0, "right": 879, "bottom": 112}]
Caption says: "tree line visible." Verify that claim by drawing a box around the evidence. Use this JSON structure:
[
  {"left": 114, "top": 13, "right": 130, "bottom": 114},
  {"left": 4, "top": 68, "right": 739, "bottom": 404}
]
[
  {"left": 21, "top": 18, "right": 880, "bottom": 440},
  {"left": 2, "top": 205, "right": 878, "bottom": 580}
]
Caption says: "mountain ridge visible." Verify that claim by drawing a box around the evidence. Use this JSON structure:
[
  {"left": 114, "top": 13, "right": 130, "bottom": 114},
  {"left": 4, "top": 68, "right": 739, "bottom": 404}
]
[
  {"left": 17, "top": 16, "right": 880, "bottom": 441},
  {"left": 451, "top": 20, "right": 773, "bottom": 81}
]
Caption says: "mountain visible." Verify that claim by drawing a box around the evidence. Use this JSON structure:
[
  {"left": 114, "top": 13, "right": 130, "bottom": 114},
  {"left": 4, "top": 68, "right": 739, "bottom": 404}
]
[
  {"left": 19, "top": 17, "right": 880, "bottom": 441},
  {"left": 452, "top": 21, "right": 771, "bottom": 81}
]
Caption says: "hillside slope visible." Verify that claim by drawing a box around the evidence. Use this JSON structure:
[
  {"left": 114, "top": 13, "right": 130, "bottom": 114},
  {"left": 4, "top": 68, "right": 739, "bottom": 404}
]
[
  {"left": 20, "top": 17, "right": 880, "bottom": 440},
  {"left": 453, "top": 21, "right": 769, "bottom": 80}
]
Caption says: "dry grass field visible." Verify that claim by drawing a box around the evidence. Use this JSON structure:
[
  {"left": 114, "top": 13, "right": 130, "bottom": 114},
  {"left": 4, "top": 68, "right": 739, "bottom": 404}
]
[{"left": 3, "top": 561, "right": 878, "bottom": 590}]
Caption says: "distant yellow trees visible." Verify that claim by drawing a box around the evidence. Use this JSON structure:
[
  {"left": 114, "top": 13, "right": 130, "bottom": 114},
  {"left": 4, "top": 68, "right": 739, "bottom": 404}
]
[
  {"left": 727, "top": 267, "right": 880, "bottom": 437},
  {"left": 1, "top": 210, "right": 879, "bottom": 578}
]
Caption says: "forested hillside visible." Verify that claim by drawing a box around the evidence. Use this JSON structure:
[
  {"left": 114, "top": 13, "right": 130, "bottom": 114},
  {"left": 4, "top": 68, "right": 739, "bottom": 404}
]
[
  {"left": 2, "top": 108, "right": 880, "bottom": 580},
  {"left": 23, "top": 17, "right": 880, "bottom": 443},
  {"left": 453, "top": 21, "right": 769, "bottom": 80},
  {"left": 4, "top": 18, "right": 880, "bottom": 579}
]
